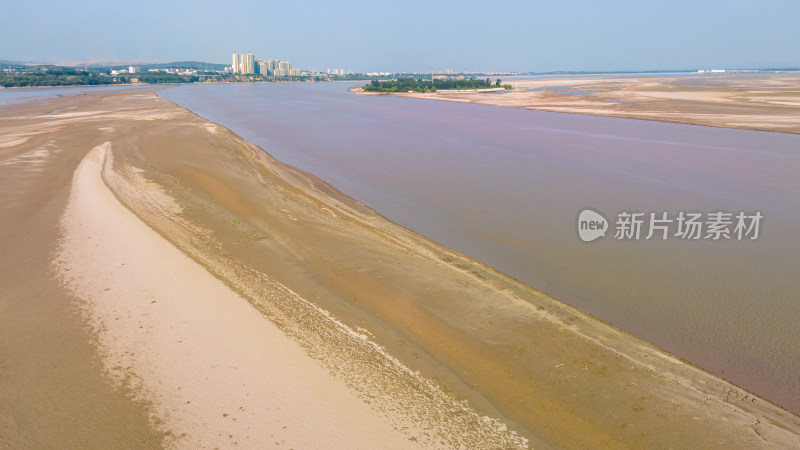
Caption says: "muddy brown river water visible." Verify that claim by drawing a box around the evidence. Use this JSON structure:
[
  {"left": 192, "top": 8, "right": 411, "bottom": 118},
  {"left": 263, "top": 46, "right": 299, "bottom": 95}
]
[{"left": 159, "top": 82, "right": 800, "bottom": 414}]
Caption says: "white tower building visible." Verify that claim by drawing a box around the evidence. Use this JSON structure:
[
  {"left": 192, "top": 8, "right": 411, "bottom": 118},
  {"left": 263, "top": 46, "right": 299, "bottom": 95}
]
[{"left": 242, "top": 52, "right": 254, "bottom": 74}]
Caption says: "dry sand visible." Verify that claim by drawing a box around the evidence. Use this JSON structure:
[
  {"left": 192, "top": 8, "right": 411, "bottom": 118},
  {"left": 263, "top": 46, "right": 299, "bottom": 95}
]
[
  {"left": 56, "top": 142, "right": 422, "bottom": 448},
  {"left": 2, "top": 87, "right": 800, "bottom": 448},
  {"left": 359, "top": 73, "right": 800, "bottom": 134}
]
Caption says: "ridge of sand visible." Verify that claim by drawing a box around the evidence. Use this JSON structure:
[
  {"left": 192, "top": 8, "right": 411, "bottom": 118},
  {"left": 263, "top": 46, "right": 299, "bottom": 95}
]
[
  {"left": 55, "top": 141, "right": 529, "bottom": 448},
  {"left": 56, "top": 143, "right": 422, "bottom": 448},
  {"left": 130, "top": 90, "right": 798, "bottom": 448},
  {"left": 3, "top": 88, "right": 799, "bottom": 448}
]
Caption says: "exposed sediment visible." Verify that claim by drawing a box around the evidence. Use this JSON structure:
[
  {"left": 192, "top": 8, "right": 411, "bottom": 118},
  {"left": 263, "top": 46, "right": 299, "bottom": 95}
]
[
  {"left": 356, "top": 73, "right": 800, "bottom": 134},
  {"left": 2, "top": 87, "right": 799, "bottom": 448}
]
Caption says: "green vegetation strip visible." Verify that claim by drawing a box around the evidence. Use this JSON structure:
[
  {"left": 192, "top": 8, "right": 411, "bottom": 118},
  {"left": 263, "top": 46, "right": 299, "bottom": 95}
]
[
  {"left": 0, "top": 69, "right": 198, "bottom": 87},
  {"left": 364, "top": 77, "right": 512, "bottom": 93}
]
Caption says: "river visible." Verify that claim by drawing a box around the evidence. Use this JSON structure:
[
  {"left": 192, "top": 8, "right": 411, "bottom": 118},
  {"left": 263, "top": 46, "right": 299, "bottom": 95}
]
[{"left": 159, "top": 82, "right": 800, "bottom": 414}]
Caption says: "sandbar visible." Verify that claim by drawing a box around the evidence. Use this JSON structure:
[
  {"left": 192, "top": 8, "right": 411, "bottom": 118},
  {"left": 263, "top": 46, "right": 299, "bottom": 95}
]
[{"left": 1, "top": 87, "right": 799, "bottom": 448}]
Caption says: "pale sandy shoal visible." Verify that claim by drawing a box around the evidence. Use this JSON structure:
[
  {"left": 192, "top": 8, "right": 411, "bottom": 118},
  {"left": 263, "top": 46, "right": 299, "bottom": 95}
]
[
  {"left": 360, "top": 74, "right": 800, "bottom": 133},
  {"left": 57, "top": 142, "right": 420, "bottom": 449},
  {"left": 10, "top": 88, "right": 794, "bottom": 448}
]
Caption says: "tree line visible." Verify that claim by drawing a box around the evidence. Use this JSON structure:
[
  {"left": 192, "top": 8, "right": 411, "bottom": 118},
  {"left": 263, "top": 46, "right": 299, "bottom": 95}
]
[
  {"left": 0, "top": 69, "right": 198, "bottom": 87},
  {"left": 363, "top": 77, "right": 511, "bottom": 93}
]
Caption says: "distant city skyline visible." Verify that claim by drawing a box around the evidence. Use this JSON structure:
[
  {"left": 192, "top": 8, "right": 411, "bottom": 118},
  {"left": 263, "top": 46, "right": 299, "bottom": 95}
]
[
  {"left": 230, "top": 52, "right": 302, "bottom": 77},
  {"left": 1, "top": 0, "right": 798, "bottom": 73}
]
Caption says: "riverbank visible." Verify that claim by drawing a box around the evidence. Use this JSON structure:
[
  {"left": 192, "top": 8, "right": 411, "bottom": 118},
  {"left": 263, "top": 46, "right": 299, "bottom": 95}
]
[
  {"left": 2, "top": 87, "right": 799, "bottom": 448},
  {"left": 58, "top": 142, "right": 431, "bottom": 448},
  {"left": 354, "top": 73, "right": 800, "bottom": 134}
]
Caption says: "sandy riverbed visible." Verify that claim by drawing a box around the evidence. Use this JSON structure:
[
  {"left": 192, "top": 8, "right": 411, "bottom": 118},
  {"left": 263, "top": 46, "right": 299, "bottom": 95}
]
[
  {"left": 1, "top": 87, "right": 799, "bottom": 448},
  {"left": 57, "top": 142, "right": 433, "bottom": 448},
  {"left": 358, "top": 73, "right": 800, "bottom": 134}
]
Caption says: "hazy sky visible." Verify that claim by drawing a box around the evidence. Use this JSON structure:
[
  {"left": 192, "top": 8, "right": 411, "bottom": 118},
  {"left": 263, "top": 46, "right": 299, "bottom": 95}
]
[{"left": 1, "top": 0, "right": 797, "bottom": 72}]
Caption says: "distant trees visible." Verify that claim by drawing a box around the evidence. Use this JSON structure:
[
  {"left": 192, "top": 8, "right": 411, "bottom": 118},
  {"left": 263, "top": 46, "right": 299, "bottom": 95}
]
[
  {"left": 0, "top": 68, "right": 203, "bottom": 87},
  {"left": 0, "top": 69, "right": 122, "bottom": 87},
  {"left": 364, "top": 77, "right": 505, "bottom": 93},
  {"left": 363, "top": 78, "right": 432, "bottom": 92},
  {"left": 134, "top": 72, "right": 198, "bottom": 84}
]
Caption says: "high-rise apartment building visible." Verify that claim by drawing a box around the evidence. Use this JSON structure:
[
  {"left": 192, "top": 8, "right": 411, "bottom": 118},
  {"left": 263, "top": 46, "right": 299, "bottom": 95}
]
[
  {"left": 233, "top": 52, "right": 255, "bottom": 75},
  {"left": 232, "top": 52, "right": 302, "bottom": 77},
  {"left": 274, "top": 60, "right": 290, "bottom": 76},
  {"left": 244, "top": 52, "right": 255, "bottom": 74}
]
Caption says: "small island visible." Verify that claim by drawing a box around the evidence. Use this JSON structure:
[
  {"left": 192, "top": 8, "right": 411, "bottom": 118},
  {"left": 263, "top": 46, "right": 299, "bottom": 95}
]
[{"left": 364, "top": 77, "right": 512, "bottom": 93}]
